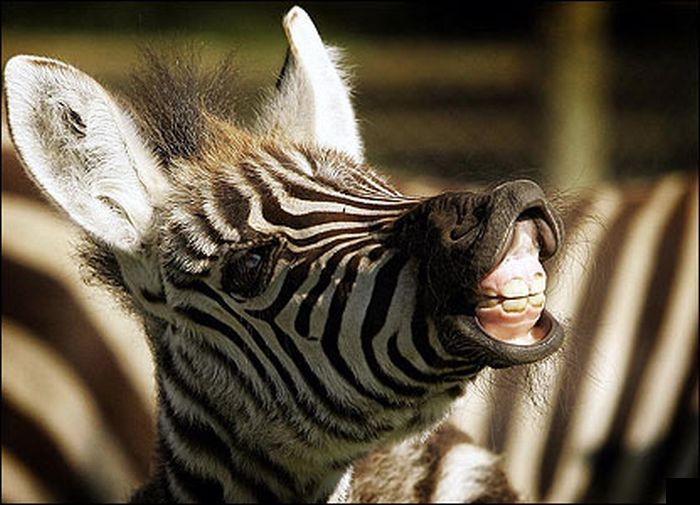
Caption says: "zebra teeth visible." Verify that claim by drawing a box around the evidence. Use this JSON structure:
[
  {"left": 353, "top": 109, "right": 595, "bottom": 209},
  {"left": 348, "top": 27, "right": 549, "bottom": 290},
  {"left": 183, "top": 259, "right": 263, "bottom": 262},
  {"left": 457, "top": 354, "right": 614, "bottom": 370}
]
[
  {"left": 529, "top": 293, "right": 545, "bottom": 308},
  {"left": 502, "top": 297, "right": 528, "bottom": 313},
  {"left": 530, "top": 273, "right": 546, "bottom": 295},
  {"left": 482, "top": 288, "right": 499, "bottom": 298},
  {"left": 501, "top": 278, "right": 529, "bottom": 298},
  {"left": 477, "top": 297, "right": 501, "bottom": 309}
]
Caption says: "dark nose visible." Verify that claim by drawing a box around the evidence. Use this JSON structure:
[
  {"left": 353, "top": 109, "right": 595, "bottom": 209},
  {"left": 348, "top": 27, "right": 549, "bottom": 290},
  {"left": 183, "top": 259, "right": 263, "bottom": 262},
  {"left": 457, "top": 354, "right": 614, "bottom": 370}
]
[{"left": 390, "top": 180, "right": 562, "bottom": 290}]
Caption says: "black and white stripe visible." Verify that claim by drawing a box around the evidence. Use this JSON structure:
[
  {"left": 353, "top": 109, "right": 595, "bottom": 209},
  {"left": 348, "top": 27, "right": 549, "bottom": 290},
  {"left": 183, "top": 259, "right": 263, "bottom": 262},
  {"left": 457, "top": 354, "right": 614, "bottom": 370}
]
[
  {"left": 2, "top": 10, "right": 697, "bottom": 495},
  {"left": 135, "top": 141, "right": 491, "bottom": 501}
]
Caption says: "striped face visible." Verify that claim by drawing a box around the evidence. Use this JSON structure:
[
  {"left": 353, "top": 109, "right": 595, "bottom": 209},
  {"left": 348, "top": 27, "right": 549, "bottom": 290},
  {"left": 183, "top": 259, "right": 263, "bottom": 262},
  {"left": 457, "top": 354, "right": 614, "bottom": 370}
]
[
  {"left": 4, "top": 50, "right": 565, "bottom": 453},
  {"left": 129, "top": 131, "right": 566, "bottom": 439}
]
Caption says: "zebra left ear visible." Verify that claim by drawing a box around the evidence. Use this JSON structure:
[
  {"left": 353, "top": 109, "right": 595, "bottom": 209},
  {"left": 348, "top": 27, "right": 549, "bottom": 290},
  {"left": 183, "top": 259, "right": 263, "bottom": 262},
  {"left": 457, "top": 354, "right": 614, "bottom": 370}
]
[{"left": 255, "top": 6, "right": 364, "bottom": 162}]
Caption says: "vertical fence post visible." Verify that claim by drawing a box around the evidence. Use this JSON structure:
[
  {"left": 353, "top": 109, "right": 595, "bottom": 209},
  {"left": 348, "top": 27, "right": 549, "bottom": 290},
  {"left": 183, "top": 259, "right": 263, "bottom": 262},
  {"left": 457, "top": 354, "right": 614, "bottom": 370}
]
[{"left": 543, "top": 3, "right": 611, "bottom": 189}]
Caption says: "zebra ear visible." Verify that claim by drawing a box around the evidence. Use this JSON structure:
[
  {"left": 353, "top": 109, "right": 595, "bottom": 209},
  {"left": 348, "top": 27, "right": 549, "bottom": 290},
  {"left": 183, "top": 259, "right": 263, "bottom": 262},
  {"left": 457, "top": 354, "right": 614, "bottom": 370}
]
[
  {"left": 255, "top": 6, "right": 364, "bottom": 162},
  {"left": 3, "top": 55, "right": 167, "bottom": 252}
]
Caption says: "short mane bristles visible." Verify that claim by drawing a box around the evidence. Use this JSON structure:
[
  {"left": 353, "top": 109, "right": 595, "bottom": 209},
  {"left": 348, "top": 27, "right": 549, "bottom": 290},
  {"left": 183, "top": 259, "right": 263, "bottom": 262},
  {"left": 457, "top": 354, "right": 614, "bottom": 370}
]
[{"left": 127, "top": 45, "right": 238, "bottom": 168}]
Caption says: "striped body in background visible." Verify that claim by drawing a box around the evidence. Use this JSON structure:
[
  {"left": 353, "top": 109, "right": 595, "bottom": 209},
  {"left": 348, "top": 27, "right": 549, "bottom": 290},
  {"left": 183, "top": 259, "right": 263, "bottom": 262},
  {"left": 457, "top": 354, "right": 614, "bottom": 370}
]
[
  {"left": 455, "top": 170, "right": 698, "bottom": 502},
  {"left": 2, "top": 5, "right": 697, "bottom": 503}
]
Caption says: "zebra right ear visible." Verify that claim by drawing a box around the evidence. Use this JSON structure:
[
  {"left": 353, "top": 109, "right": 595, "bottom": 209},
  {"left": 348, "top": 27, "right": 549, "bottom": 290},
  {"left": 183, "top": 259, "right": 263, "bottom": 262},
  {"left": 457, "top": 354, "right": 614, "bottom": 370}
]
[
  {"left": 255, "top": 6, "right": 364, "bottom": 162},
  {"left": 3, "top": 55, "right": 168, "bottom": 252}
]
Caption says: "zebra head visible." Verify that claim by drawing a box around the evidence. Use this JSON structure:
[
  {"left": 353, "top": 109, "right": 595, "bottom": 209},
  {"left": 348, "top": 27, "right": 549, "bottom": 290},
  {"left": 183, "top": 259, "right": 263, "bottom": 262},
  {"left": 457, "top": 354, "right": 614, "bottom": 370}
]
[{"left": 4, "top": 6, "right": 563, "bottom": 501}]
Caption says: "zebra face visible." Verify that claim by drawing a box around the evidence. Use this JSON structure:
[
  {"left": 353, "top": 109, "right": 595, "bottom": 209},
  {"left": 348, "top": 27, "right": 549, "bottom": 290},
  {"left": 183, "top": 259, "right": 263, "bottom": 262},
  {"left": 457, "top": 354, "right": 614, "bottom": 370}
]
[{"left": 155, "top": 136, "right": 564, "bottom": 403}]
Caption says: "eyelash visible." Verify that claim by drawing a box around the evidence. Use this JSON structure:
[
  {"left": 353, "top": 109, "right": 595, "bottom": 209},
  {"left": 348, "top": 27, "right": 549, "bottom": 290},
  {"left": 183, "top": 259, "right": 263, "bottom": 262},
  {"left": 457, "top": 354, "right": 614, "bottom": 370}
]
[{"left": 220, "top": 239, "right": 280, "bottom": 298}]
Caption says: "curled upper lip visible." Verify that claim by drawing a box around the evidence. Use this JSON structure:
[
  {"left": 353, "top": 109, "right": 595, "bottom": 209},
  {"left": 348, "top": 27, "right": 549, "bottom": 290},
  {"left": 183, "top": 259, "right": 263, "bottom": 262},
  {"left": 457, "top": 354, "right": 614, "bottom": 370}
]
[
  {"left": 463, "top": 181, "right": 564, "bottom": 291},
  {"left": 490, "top": 201, "right": 561, "bottom": 271}
]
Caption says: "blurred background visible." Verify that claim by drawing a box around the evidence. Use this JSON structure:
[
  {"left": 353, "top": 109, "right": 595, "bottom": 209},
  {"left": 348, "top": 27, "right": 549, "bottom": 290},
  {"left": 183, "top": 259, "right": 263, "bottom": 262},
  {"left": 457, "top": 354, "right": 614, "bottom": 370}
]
[
  {"left": 2, "top": 1, "right": 698, "bottom": 189},
  {"left": 1, "top": 2, "right": 698, "bottom": 503}
]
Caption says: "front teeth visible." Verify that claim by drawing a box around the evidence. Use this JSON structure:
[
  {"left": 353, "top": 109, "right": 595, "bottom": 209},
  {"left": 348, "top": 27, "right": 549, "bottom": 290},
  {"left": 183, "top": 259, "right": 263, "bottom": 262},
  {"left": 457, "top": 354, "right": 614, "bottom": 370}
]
[
  {"left": 478, "top": 276, "right": 547, "bottom": 313},
  {"left": 531, "top": 273, "right": 546, "bottom": 294},
  {"left": 502, "top": 298, "right": 528, "bottom": 312},
  {"left": 502, "top": 278, "right": 529, "bottom": 298},
  {"left": 479, "top": 297, "right": 501, "bottom": 308},
  {"left": 484, "top": 293, "right": 546, "bottom": 313},
  {"left": 528, "top": 292, "right": 545, "bottom": 308}
]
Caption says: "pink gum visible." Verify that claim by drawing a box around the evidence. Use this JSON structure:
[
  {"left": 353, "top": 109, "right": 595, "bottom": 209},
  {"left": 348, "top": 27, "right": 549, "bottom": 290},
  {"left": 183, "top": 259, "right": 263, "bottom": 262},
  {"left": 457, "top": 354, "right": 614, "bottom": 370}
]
[{"left": 478, "top": 220, "right": 546, "bottom": 295}]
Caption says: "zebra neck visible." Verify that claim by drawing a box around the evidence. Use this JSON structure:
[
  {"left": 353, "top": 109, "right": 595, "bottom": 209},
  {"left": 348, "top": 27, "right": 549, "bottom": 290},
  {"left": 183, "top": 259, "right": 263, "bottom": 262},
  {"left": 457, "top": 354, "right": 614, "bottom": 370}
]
[
  {"left": 141, "top": 383, "right": 351, "bottom": 503},
  {"left": 138, "top": 323, "right": 357, "bottom": 503}
]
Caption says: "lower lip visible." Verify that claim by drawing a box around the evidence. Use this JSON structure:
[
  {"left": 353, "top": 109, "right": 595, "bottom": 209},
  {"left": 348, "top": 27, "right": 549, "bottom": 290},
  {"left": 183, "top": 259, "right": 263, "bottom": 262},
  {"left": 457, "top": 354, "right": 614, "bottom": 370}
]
[
  {"left": 475, "top": 302, "right": 545, "bottom": 345},
  {"left": 437, "top": 310, "right": 561, "bottom": 367}
]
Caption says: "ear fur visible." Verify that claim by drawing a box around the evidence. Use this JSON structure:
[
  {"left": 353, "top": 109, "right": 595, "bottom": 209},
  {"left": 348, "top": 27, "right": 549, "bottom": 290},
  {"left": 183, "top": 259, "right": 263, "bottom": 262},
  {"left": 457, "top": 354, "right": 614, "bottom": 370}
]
[
  {"left": 3, "top": 55, "right": 168, "bottom": 251},
  {"left": 255, "top": 6, "right": 364, "bottom": 161}
]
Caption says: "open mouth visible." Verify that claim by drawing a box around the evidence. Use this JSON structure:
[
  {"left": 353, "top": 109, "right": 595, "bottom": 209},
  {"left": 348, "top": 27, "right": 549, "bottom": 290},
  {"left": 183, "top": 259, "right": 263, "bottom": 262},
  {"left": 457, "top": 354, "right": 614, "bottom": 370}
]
[
  {"left": 439, "top": 203, "right": 564, "bottom": 367},
  {"left": 475, "top": 218, "right": 551, "bottom": 346}
]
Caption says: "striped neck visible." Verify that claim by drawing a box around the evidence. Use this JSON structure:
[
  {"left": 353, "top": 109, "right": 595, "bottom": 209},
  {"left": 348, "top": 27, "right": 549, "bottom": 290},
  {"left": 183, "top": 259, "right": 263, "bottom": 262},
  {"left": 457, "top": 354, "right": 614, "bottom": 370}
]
[
  {"left": 150, "top": 413, "right": 348, "bottom": 503},
  {"left": 134, "top": 324, "right": 361, "bottom": 503}
]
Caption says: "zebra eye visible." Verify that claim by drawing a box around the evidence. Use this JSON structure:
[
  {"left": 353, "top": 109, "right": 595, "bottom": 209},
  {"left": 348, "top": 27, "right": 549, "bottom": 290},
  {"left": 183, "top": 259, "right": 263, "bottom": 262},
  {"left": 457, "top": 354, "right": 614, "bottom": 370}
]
[
  {"left": 243, "top": 251, "right": 263, "bottom": 271},
  {"left": 221, "top": 240, "right": 279, "bottom": 298}
]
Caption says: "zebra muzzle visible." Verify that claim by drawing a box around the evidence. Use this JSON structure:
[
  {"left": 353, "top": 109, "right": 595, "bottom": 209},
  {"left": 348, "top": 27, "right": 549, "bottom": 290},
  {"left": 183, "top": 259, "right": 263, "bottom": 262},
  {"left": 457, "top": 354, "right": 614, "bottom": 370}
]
[
  {"left": 431, "top": 182, "right": 564, "bottom": 367},
  {"left": 391, "top": 179, "right": 564, "bottom": 367}
]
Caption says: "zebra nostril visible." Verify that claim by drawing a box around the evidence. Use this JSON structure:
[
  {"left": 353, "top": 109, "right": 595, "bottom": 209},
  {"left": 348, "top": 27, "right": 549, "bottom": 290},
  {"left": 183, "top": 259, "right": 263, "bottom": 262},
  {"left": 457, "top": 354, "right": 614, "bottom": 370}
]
[
  {"left": 472, "top": 202, "right": 488, "bottom": 222},
  {"left": 450, "top": 222, "right": 478, "bottom": 242},
  {"left": 449, "top": 198, "right": 488, "bottom": 242}
]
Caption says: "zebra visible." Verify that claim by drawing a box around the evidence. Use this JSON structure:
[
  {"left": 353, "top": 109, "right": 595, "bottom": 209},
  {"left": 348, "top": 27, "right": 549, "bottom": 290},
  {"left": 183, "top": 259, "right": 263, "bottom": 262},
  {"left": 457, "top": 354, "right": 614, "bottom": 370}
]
[
  {"left": 3, "top": 6, "right": 565, "bottom": 503},
  {"left": 3, "top": 142, "right": 697, "bottom": 503}
]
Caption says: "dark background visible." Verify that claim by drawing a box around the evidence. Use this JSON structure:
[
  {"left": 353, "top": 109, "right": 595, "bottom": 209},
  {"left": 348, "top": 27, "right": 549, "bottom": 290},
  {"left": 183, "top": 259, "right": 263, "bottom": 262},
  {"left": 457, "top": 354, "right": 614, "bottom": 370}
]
[
  {"left": 2, "top": 2, "right": 698, "bottom": 187},
  {"left": 2, "top": 2, "right": 696, "bottom": 42}
]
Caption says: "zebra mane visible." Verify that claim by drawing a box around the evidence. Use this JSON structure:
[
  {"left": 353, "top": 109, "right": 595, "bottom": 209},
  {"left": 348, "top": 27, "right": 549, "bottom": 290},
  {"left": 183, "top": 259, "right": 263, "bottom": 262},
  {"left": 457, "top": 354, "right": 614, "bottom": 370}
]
[{"left": 126, "top": 46, "right": 239, "bottom": 168}]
